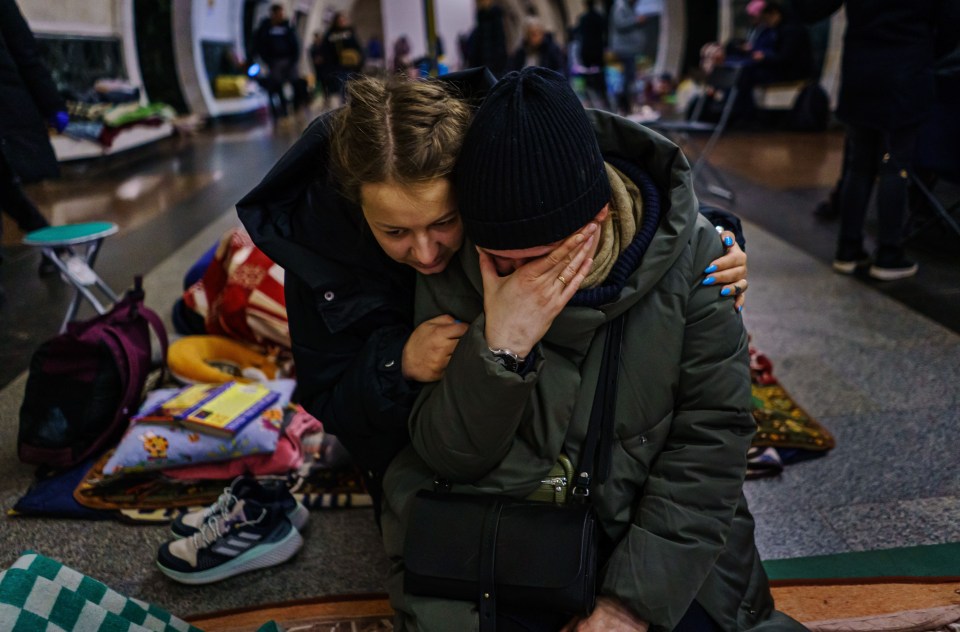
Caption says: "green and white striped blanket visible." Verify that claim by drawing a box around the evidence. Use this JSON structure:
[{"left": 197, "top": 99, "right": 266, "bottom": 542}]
[{"left": 0, "top": 552, "right": 200, "bottom": 632}]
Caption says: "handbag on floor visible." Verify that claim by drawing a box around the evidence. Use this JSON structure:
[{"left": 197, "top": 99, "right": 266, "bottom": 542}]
[{"left": 403, "top": 315, "right": 626, "bottom": 631}]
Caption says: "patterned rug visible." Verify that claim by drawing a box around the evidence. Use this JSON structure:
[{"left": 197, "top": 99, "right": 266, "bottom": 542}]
[
  {"left": 747, "top": 344, "right": 835, "bottom": 478},
  {"left": 188, "top": 581, "right": 960, "bottom": 632}
]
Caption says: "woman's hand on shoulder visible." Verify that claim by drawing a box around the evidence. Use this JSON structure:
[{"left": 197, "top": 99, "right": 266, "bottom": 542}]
[
  {"left": 702, "top": 230, "right": 748, "bottom": 312},
  {"left": 401, "top": 315, "right": 469, "bottom": 382},
  {"left": 560, "top": 596, "right": 650, "bottom": 632}
]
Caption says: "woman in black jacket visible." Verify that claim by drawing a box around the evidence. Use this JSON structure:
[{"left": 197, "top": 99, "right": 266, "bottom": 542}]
[
  {"left": 0, "top": 0, "right": 68, "bottom": 280},
  {"left": 236, "top": 69, "right": 749, "bottom": 515},
  {"left": 797, "top": 0, "right": 960, "bottom": 280}
]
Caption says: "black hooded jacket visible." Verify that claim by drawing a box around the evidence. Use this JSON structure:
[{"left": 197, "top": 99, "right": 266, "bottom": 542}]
[
  {"left": 795, "top": 0, "right": 960, "bottom": 131},
  {"left": 236, "top": 69, "right": 496, "bottom": 489},
  {"left": 0, "top": 0, "right": 64, "bottom": 183}
]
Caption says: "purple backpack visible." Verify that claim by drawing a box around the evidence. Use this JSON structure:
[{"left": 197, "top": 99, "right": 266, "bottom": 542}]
[{"left": 18, "top": 277, "right": 168, "bottom": 468}]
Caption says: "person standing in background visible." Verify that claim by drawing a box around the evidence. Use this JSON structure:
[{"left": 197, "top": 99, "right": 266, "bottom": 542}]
[
  {"left": 391, "top": 35, "right": 414, "bottom": 78},
  {"left": 609, "top": 0, "right": 645, "bottom": 115},
  {"left": 795, "top": 0, "right": 960, "bottom": 280},
  {"left": 466, "top": 0, "right": 508, "bottom": 78},
  {"left": 254, "top": 3, "right": 303, "bottom": 119},
  {"left": 574, "top": 0, "right": 610, "bottom": 109},
  {"left": 319, "top": 11, "right": 365, "bottom": 104},
  {"left": 507, "top": 16, "right": 565, "bottom": 73},
  {"left": 308, "top": 31, "right": 328, "bottom": 102},
  {"left": 634, "top": 0, "right": 663, "bottom": 63},
  {"left": 0, "top": 0, "right": 69, "bottom": 300}
]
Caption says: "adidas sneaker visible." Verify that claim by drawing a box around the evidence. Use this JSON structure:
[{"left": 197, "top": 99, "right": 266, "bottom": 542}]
[
  {"left": 171, "top": 476, "right": 309, "bottom": 538},
  {"left": 157, "top": 498, "right": 302, "bottom": 584}
]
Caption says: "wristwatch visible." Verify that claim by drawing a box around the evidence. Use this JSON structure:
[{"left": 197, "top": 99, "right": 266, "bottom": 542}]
[{"left": 488, "top": 347, "right": 526, "bottom": 373}]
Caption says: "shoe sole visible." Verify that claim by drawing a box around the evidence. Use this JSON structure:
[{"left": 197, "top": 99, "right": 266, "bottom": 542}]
[
  {"left": 157, "top": 526, "right": 304, "bottom": 585},
  {"left": 869, "top": 264, "right": 918, "bottom": 281},
  {"left": 832, "top": 260, "right": 859, "bottom": 274},
  {"left": 172, "top": 502, "right": 310, "bottom": 538}
]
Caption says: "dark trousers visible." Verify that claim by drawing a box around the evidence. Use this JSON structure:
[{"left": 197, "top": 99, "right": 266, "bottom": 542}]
[
  {"left": 264, "top": 58, "right": 303, "bottom": 118},
  {"left": 615, "top": 52, "right": 638, "bottom": 115},
  {"left": 837, "top": 124, "right": 919, "bottom": 255},
  {"left": 0, "top": 154, "right": 49, "bottom": 253}
]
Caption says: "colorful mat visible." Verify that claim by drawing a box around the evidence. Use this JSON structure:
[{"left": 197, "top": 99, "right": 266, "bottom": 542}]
[{"left": 747, "top": 345, "right": 835, "bottom": 478}]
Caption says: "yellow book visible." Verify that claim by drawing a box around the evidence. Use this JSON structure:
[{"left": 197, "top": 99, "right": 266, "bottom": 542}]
[
  {"left": 179, "top": 382, "right": 279, "bottom": 438},
  {"left": 132, "top": 383, "right": 221, "bottom": 423}
]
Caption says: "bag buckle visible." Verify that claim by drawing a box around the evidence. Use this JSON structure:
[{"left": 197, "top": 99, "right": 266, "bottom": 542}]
[{"left": 571, "top": 471, "right": 591, "bottom": 501}]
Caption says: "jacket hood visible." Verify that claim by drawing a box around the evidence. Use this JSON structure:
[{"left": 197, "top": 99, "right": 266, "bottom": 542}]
[{"left": 237, "top": 68, "right": 498, "bottom": 295}]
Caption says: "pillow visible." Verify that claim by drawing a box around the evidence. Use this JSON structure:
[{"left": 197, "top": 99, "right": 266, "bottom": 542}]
[
  {"left": 167, "top": 335, "right": 280, "bottom": 384},
  {"left": 102, "top": 379, "right": 295, "bottom": 476}
]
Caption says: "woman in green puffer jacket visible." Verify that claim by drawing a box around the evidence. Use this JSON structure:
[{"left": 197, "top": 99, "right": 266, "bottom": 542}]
[{"left": 379, "top": 68, "right": 804, "bottom": 631}]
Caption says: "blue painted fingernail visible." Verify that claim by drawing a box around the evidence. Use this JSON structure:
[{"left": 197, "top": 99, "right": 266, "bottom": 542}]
[
  {"left": 737, "top": 305, "right": 743, "bottom": 313},
  {"left": 704, "top": 264, "right": 718, "bottom": 274},
  {"left": 724, "top": 236, "right": 734, "bottom": 247},
  {"left": 454, "top": 319, "right": 461, "bottom": 324},
  {"left": 721, "top": 287, "right": 732, "bottom": 296},
  {"left": 702, "top": 276, "right": 716, "bottom": 286}
]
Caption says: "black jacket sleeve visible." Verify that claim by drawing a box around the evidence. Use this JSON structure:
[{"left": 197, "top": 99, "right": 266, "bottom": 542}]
[
  {"left": 792, "top": 0, "right": 843, "bottom": 24},
  {"left": 285, "top": 271, "right": 419, "bottom": 476},
  {"left": 0, "top": 0, "right": 64, "bottom": 117}
]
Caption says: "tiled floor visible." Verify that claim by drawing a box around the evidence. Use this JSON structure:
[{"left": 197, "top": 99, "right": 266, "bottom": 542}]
[{"left": 0, "top": 113, "right": 957, "bottom": 615}]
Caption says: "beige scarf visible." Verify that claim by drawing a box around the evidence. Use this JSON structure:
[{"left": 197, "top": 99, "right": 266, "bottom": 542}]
[{"left": 582, "top": 162, "right": 643, "bottom": 288}]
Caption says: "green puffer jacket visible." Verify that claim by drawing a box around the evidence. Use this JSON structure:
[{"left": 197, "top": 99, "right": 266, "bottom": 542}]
[{"left": 380, "top": 111, "right": 804, "bottom": 632}]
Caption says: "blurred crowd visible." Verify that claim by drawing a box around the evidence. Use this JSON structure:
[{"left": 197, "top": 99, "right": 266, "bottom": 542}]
[{"left": 231, "top": 0, "right": 838, "bottom": 131}]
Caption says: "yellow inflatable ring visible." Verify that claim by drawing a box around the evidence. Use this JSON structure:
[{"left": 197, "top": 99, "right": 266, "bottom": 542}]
[{"left": 167, "top": 335, "right": 279, "bottom": 384}]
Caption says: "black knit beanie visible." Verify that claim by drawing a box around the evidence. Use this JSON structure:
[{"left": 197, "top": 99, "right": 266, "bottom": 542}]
[{"left": 455, "top": 67, "right": 611, "bottom": 250}]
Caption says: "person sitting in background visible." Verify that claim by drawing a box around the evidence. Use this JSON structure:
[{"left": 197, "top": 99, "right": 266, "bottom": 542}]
[
  {"left": 721, "top": 1, "right": 814, "bottom": 123},
  {"left": 733, "top": 1, "right": 813, "bottom": 85},
  {"left": 507, "top": 15, "right": 566, "bottom": 73}
]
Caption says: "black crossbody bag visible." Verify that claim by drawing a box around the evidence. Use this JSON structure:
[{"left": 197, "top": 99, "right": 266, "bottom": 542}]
[{"left": 403, "top": 315, "right": 626, "bottom": 631}]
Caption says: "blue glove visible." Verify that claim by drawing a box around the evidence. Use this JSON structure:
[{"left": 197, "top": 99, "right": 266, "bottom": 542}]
[{"left": 49, "top": 110, "right": 69, "bottom": 133}]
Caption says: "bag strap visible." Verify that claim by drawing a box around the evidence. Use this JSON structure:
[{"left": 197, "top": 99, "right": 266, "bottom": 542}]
[
  {"left": 478, "top": 498, "right": 504, "bottom": 632},
  {"left": 140, "top": 305, "right": 169, "bottom": 364},
  {"left": 572, "top": 313, "right": 626, "bottom": 501}
]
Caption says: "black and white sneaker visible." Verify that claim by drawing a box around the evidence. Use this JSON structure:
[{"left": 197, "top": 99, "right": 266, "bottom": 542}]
[
  {"left": 832, "top": 246, "right": 871, "bottom": 275},
  {"left": 157, "top": 498, "right": 303, "bottom": 584},
  {"left": 171, "top": 476, "right": 309, "bottom": 538},
  {"left": 869, "top": 251, "right": 918, "bottom": 281}
]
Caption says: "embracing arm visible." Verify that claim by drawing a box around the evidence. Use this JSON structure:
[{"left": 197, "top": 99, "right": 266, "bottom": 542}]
[
  {"left": 601, "top": 226, "right": 755, "bottom": 629},
  {"left": 285, "top": 273, "right": 419, "bottom": 475}
]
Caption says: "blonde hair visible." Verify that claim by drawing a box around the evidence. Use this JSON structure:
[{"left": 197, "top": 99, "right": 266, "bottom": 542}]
[{"left": 330, "top": 75, "right": 473, "bottom": 203}]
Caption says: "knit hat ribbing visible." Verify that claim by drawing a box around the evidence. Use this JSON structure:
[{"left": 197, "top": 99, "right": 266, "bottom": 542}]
[{"left": 455, "top": 67, "right": 611, "bottom": 250}]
